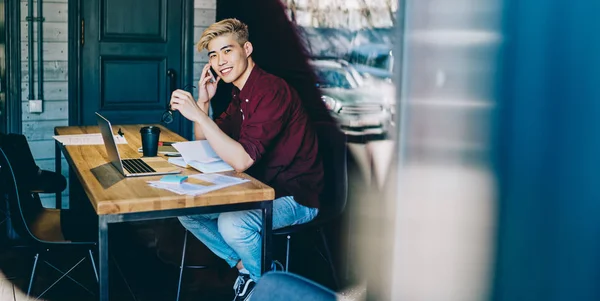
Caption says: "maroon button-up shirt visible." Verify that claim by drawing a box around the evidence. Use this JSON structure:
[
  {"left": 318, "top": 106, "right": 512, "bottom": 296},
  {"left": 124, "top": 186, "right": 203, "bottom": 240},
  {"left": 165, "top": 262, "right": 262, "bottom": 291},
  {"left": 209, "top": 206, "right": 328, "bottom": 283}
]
[{"left": 215, "top": 66, "right": 323, "bottom": 209}]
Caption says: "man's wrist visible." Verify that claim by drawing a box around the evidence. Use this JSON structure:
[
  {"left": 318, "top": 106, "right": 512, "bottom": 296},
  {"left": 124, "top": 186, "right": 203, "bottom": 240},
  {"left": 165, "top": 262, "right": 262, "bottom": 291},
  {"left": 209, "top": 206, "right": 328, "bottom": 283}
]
[
  {"left": 194, "top": 108, "right": 210, "bottom": 124},
  {"left": 197, "top": 100, "right": 210, "bottom": 113}
]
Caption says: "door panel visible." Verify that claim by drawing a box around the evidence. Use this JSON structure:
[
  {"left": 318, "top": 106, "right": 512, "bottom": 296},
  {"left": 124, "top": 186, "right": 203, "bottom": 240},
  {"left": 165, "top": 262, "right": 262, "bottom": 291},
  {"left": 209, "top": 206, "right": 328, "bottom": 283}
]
[
  {"left": 82, "top": 0, "right": 184, "bottom": 132},
  {"left": 102, "top": 0, "right": 165, "bottom": 40},
  {"left": 101, "top": 57, "right": 165, "bottom": 109}
]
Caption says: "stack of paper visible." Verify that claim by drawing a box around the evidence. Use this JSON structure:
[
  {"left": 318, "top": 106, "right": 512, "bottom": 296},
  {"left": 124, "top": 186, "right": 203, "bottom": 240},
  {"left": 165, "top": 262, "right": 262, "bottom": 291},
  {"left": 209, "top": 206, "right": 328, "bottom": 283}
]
[
  {"left": 147, "top": 173, "right": 249, "bottom": 196},
  {"left": 53, "top": 133, "right": 127, "bottom": 145},
  {"left": 171, "top": 140, "right": 233, "bottom": 173}
]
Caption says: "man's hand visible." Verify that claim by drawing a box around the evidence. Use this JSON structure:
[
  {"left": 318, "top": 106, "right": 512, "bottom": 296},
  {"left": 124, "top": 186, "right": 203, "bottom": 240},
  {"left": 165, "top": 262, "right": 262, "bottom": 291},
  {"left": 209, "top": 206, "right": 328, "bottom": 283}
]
[
  {"left": 198, "top": 64, "right": 221, "bottom": 104},
  {"left": 170, "top": 89, "right": 206, "bottom": 122}
]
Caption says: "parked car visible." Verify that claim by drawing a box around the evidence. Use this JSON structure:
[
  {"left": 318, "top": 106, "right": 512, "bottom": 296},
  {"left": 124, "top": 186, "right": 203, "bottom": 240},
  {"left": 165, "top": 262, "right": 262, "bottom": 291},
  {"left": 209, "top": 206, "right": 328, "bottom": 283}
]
[
  {"left": 351, "top": 27, "right": 395, "bottom": 46},
  {"left": 310, "top": 59, "right": 394, "bottom": 137},
  {"left": 347, "top": 43, "right": 394, "bottom": 82}
]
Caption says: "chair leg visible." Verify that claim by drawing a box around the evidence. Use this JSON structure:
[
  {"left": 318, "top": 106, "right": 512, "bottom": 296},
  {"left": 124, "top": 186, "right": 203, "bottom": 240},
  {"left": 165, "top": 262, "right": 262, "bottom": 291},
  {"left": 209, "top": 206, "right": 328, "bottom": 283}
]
[
  {"left": 318, "top": 228, "right": 340, "bottom": 290},
  {"left": 37, "top": 257, "right": 87, "bottom": 299},
  {"left": 27, "top": 253, "right": 40, "bottom": 296},
  {"left": 285, "top": 235, "right": 291, "bottom": 272},
  {"left": 89, "top": 249, "right": 99, "bottom": 282},
  {"left": 44, "top": 259, "right": 95, "bottom": 295},
  {"left": 176, "top": 230, "right": 189, "bottom": 301}
]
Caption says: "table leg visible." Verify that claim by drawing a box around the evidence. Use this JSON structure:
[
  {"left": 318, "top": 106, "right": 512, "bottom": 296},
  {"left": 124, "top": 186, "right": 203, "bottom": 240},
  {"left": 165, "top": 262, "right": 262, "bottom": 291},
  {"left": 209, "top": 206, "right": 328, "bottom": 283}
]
[
  {"left": 99, "top": 216, "right": 109, "bottom": 301},
  {"left": 261, "top": 201, "right": 273, "bottom": 274},
  {"left": 54, "top": 140, "right": 62, "bottom": 209}
]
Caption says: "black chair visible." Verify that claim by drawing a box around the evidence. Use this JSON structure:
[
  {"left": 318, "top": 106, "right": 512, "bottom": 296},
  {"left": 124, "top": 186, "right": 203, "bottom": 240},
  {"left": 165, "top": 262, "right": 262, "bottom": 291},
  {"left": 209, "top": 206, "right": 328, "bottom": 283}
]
[
  {"left": 175, "top": 229, "right": 208, "bottom": 301},
  {"left": 0, "top": 147, "right": 98, "bottom": 298},
  {"left": 272, "top": 122, "right": 347, "bottom": 289},
  {"left": 252, "top": 271, "right": 338, "bottom": 301},
  {"left": 0, "top": 133, "right": 66, "bottom": 245}
]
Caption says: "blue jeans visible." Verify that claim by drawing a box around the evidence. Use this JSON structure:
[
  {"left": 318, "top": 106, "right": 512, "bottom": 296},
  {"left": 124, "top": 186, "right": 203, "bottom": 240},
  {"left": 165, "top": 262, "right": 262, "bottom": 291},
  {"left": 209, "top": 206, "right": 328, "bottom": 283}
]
[{"left": 178, "top": 196, "right": 318, "bottom": 281}]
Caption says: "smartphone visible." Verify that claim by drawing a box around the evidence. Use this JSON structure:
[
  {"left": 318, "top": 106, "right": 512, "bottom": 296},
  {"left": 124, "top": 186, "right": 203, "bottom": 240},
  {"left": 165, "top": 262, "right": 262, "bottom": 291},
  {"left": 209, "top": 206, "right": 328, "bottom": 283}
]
[{"left": 208, "top": 67, "right": 217, "bottom": 83}]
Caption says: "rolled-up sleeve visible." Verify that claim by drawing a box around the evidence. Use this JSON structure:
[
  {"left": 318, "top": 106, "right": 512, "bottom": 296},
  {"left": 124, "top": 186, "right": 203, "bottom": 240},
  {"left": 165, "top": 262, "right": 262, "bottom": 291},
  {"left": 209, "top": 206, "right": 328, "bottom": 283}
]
[{"left": 239, "top": 88, "right": 290, "bottom": 163}]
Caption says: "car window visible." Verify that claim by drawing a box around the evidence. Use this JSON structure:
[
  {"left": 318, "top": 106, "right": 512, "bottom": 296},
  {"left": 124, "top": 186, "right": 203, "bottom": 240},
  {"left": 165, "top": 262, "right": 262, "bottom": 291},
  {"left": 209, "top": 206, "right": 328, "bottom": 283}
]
[
  {"left": 349, "top": 51, "right": 369, "bottom": 65},
  {"left": 315, "top": 67, "right": 358, "bottom": 89},
  {"left": 349, "top": 49, "right": 394, "bottom": 73},
  {"left": 369, "top": 54, "right": 392, "bottom": 71}
]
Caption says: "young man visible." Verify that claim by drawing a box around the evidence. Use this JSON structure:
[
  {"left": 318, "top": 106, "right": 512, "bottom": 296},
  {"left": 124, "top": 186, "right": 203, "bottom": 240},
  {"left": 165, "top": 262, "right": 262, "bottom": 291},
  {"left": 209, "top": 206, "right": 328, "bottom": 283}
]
[{"left": 169, "top": 18, "right": 324, "bottom": 301}]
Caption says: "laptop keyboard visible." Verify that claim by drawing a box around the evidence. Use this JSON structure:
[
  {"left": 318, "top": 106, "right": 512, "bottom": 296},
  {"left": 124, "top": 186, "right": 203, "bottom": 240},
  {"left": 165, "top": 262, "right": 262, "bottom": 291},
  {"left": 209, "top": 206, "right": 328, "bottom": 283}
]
[{"left": 122, "top": 158, "right": 156, "bottom": 174}]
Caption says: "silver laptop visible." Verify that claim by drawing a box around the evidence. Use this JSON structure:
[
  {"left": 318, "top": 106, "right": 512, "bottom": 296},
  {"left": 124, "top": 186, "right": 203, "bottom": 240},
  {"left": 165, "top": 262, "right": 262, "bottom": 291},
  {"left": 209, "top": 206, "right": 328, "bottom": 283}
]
[{"left": 95, "top": 112, "right": 180, "bottom": 177}]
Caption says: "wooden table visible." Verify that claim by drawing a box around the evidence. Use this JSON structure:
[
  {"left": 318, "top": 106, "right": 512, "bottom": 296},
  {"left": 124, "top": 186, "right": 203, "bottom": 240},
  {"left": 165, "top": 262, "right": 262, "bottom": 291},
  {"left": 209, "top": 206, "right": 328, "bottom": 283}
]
[{"left": 54, "top": 124, "right": 275, "bottom": 301}]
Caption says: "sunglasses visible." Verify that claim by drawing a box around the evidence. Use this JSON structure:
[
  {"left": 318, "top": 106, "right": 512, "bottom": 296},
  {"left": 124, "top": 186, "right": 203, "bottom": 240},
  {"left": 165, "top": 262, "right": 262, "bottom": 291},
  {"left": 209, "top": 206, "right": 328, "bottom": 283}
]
[{"left": 162, "top": 85, "right": 196, "bottom": 124}]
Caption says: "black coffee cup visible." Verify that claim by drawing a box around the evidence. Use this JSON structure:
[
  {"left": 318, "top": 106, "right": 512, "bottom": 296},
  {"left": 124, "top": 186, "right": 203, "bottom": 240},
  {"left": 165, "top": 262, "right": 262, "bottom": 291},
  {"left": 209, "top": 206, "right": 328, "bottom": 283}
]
[{"left": 140, "top": 126, "right": 161, "bottom": 157}]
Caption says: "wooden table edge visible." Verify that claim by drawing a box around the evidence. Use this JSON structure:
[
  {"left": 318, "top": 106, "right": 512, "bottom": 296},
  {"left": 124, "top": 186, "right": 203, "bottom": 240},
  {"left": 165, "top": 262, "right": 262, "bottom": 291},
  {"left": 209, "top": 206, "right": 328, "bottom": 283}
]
[{"left": 54, "top": 125, "right": 276, "bottom": 216}]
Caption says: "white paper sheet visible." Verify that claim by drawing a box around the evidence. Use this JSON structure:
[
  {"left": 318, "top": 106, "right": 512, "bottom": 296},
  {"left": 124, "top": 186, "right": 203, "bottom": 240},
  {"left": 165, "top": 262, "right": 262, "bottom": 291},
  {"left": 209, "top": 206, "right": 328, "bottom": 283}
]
[
  {"left": 147, "top": 173, "right": 249, "bottom": 196},
  {"left": 189, "top": 173, "right": 249, "bottom": 185},
  {"left": 187, "top": 160, "right": 233, "bottom": 173},
  {"left": 53, "top": 133, "right": 127, "bottom": 145},
  {"left": 168, "top": 157, "right": 188, "bottom": 168},
  {"left": 170, "top": 140, "right": 234, "bottom": 173},
  {"left": 172, "top": 140, "right": 221, "bottom": 163}
]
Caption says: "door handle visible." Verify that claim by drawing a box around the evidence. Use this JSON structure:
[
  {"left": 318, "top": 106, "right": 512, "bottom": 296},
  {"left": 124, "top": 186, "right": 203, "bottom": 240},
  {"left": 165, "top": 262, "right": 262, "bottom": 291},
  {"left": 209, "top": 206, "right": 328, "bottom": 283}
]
[{"left": 167, "top": 68, "right": 177, "bottom": 110}]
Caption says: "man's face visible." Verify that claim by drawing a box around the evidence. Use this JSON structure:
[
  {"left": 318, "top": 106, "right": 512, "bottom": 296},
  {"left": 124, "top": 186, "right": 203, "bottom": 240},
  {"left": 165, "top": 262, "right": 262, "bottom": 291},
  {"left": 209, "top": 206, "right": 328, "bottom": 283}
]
[{"left": 207, "top": 34, "right": 250, "bottom": 85}]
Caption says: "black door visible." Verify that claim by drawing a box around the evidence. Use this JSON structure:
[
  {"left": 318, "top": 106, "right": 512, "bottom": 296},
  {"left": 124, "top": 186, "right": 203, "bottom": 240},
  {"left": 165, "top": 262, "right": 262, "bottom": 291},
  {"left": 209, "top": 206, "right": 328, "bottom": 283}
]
[{"left": 81, "top": 0, "right": 186, "bottom": 133}]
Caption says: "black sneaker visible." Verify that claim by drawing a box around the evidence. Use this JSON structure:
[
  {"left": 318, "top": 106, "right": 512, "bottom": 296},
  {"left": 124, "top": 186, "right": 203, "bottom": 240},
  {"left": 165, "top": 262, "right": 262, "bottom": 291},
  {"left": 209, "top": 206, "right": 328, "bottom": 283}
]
[{"left": 233, "top": 272, "right": 256, "bottom": 301}]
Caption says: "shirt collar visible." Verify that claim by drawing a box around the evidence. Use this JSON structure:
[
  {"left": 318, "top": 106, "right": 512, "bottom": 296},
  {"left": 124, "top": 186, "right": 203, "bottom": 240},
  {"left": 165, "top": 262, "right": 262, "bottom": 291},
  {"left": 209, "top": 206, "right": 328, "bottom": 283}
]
[{"left": 231, "top": 65, "right": 264, "bottom": 101}]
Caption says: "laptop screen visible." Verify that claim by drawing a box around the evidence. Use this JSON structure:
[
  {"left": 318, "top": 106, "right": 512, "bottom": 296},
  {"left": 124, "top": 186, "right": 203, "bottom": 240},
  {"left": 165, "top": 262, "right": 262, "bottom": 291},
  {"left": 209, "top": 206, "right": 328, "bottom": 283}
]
[{"left": 95, "top": 112, "right": 125, "bottom": 174}]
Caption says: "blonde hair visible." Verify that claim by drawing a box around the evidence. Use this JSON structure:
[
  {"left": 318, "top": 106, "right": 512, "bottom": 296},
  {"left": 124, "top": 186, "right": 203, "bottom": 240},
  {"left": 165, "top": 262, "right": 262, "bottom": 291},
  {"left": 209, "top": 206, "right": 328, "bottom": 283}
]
[{"left": 197, "top": 18, "right": 249, "bottom": 51}]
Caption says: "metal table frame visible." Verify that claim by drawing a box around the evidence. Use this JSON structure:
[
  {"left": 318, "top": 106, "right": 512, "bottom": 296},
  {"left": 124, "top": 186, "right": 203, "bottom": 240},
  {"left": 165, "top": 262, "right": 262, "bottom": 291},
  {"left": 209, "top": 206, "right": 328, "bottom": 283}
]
[{"left": 56, "top": 141, "right": 273, "bottom": 301}]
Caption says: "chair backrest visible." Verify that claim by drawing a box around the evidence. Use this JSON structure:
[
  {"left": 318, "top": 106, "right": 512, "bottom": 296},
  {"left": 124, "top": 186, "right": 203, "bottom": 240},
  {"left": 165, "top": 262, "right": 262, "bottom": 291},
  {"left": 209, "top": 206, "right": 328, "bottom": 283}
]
[
  {"left": 314, "top": 122, "right": 348, "bottom": 219},
  {"left": 0, "top": 133, "right": 67, "bottom": 195},
  {"left": 0, "top": 133, "right": 40, "bottom": 188},
  {"left": 0, "top": 134, "right": 45, "bottom": 215},
  {"left": 0, "top": 147, "right": 44, "bottom": 244}
]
